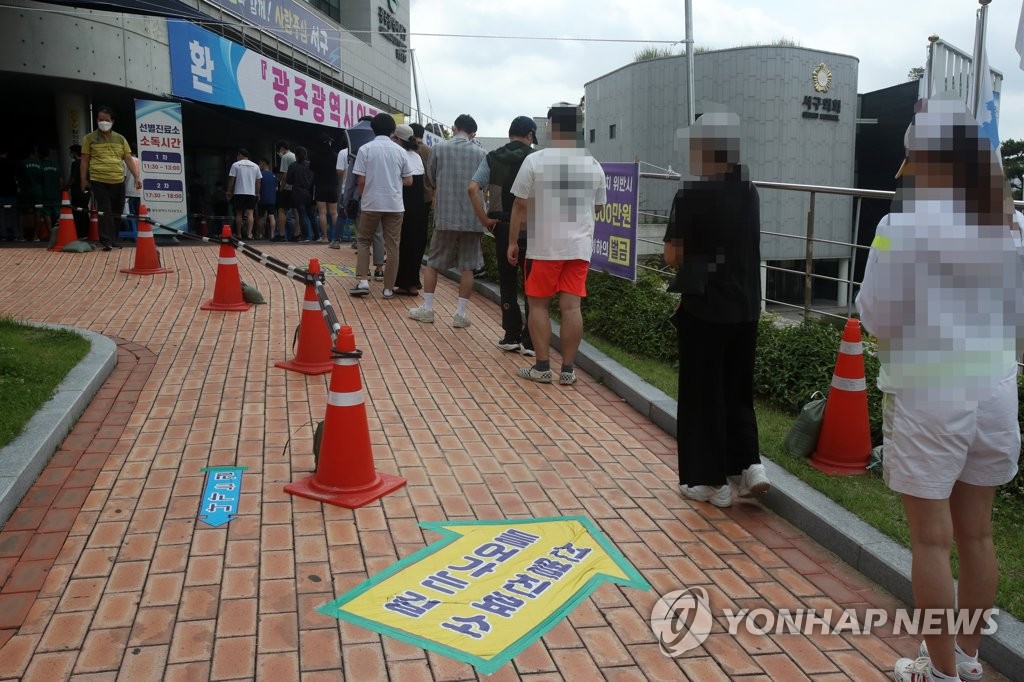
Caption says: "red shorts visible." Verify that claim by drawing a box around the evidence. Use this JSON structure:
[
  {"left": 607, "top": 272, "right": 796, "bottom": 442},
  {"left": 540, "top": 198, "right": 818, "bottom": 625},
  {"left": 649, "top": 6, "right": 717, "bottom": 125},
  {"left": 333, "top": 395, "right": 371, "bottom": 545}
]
[{"left": 524, "top": 259, "right": 589, "bottom": 298}]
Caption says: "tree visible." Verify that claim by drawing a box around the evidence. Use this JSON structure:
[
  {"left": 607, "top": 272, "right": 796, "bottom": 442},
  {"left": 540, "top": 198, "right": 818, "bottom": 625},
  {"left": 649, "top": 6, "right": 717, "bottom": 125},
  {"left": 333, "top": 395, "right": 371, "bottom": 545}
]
[
  {"left": 1002, "top": 139, "right": 1024, "bottom": 199},
  {"left": 907, "top": 66, "right": 925, "bottom": 81},
  {"left": 633, "top": 46, "right": 676, "bottom": 62}
]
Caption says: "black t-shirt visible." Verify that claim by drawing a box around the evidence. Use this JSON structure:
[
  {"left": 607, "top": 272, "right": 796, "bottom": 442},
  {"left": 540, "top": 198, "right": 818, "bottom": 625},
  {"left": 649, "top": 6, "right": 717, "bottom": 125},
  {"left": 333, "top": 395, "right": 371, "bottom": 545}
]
[
  {"left": 664, "top": 170, "right": 762, "bottom": 323},
  {"left": 309, "top": 144, "right": 336, "bottom": 191}
]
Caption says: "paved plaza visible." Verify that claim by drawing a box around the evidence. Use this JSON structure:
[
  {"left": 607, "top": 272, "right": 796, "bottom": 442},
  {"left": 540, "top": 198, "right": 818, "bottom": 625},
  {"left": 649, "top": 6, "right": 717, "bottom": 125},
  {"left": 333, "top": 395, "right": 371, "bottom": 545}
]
[{"left": 0, "top": 243, "right": 1006, "bottom": 680}]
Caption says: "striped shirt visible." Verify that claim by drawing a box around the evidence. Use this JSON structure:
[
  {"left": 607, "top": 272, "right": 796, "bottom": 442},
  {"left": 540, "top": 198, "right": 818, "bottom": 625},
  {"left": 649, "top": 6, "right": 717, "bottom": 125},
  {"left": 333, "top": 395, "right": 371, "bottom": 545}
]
[
  {"left": 428, "top": 135, "right": 486, "bottom": 232},
  {"left": 82, "top": 130, "right": 132, "bottom": 184}
]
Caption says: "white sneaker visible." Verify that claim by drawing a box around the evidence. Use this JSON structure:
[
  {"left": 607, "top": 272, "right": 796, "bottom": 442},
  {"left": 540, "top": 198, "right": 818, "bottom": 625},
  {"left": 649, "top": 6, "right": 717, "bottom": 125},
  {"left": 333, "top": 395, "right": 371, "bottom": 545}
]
[
  {"left": 893, "top": 656, "right": 959, "bottom": 682},
  {"left": 732, "top": 462, "right": 771, "bottom": 498},
  {"left": 408, "top": 307, "right": 435, "bottom": 323},
  {"left": 679, "top": 484, "right": 732, "bottom": 508},
  {"left": 452, "top": 314, "right": 471, "bottom": 328},
  {"left": 919, "top": 641, "right": 982, "bottom": 681}
]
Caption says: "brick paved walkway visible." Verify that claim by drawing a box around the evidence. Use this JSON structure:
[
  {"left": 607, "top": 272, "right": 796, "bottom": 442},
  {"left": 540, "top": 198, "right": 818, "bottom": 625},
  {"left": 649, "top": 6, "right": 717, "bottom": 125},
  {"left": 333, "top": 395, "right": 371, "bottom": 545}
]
[{"left": 0, "top": 243, "right": 1005, "bottom": 680}]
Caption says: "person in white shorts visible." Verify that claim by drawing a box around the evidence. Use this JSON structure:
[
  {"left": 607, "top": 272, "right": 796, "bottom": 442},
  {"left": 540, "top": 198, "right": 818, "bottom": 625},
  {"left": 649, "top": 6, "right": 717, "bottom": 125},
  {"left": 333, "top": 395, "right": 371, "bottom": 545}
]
[{"left": 857, "top": 96, "right": 1023, "bottom": 682}]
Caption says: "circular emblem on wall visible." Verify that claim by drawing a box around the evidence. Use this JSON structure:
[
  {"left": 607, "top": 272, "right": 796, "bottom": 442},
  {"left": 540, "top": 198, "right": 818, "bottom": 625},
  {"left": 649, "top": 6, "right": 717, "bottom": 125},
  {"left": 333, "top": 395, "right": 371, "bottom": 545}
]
[
  {"left": 388, "top": 0, "right": 400, "bottom": 12},
  {"left": 812, "top": 63, "right": 832, "bottom": 93}
]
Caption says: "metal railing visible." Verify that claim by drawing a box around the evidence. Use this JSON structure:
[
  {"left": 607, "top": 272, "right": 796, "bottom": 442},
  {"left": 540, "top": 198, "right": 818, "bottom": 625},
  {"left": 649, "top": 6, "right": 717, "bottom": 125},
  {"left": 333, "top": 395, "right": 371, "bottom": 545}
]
[{"left": 637, "top": 175, "right": 1024, "bottom": 323}]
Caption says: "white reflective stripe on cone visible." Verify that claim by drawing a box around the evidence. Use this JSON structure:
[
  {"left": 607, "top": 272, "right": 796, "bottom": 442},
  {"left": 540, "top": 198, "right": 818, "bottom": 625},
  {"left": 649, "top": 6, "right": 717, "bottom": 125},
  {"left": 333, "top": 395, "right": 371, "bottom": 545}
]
[
  {"left": 302, "top": 301, "right": 320, "bottom": 311},
  {"left": 137, "top": 231, "right": 154, "bottom": 238},
  {"left": 832, "top": 374, "right": 866, "bottom": 392},
  {"left": 218, "top": 257, "right": 238, "bottom": 265},
  {"left": 839, "top": 341, "right": 863, "bottom": 355},
  {"left": 333, "top": 358, "right": 359, "bottom": 366},
  {"left": 328, "top": 389, "right": 364, "bottom": 407}
]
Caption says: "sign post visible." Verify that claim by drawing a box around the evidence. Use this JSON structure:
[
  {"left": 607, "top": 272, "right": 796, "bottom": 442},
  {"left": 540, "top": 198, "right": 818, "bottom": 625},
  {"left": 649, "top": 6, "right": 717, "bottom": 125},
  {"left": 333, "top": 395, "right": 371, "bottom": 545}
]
[
  {"left": 591, "top": 162, "right": 639, "bottom": 281},
  {"left": 135, "top": 100, "right": 188, "bottom": 234}
]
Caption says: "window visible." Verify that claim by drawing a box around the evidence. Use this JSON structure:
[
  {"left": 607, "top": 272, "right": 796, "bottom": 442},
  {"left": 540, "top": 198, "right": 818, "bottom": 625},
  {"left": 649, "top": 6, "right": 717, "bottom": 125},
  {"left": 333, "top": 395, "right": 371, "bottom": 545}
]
[
  {"left": 589, "top": 129, "right": 596, "bottom": 143},
  {"left": 306, "top": 0, "right": 341, "bottom": 22},
  {"left": 609, "top": 124, "right": 616, "bottom": 140}
]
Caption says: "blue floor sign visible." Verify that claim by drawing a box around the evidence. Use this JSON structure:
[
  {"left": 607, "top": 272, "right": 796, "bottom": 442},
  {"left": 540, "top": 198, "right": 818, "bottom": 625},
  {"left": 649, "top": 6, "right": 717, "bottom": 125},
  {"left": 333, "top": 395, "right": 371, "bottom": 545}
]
[{"left": 198, "top": 466, "right": 247, "bottom": 527}]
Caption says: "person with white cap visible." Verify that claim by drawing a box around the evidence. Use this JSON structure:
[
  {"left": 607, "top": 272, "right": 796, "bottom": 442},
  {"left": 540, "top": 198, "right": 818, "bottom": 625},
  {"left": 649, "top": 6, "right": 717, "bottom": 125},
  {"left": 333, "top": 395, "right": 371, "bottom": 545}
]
[
  {"left": 391, "top": 123, "right": 427, "bottom": 295},
  {"left": 857, "top": 97, "right": 1023, "bottom": 682},
  {"left": 663, "top": 110, "right": 769, "bottom": 509}
]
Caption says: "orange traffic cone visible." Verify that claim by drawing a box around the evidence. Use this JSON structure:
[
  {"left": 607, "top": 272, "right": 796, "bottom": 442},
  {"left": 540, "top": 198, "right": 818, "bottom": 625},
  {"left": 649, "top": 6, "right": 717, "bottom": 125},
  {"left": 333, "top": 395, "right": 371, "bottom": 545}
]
[
  {"left": 285, "top": 325, "right": 407, "bottom": 508},
  {"left": 275, "top": 259, "right": 333, "bottom": 375},
  {"left": 48, "top": 192, "right": 77, "bottom": 252},
  {"left": 88, "top": 209, "right": 100, "bottom": 242},
  {"left": 810, "top": 319, "right": 872, "bottom": 475},
  {"left": 201, "top": 225, "right": 253, "bottom": 312},
  {"left": 121, "top": 204, "right": 172, "bottom": 275}
]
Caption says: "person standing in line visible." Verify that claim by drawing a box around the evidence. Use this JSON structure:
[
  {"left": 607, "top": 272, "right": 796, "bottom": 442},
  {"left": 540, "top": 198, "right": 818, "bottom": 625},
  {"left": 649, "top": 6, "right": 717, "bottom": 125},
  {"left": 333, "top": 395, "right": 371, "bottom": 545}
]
[
  {"left": 287, "top": 146, "right": 316, "bottom": 242},
  {"left": 410, "top": 122, "right": 435, "bottom": 216},
  {"left": 81, "top": 106, "right": 141, "bottom": 251},
  {"left": 122, "top": 153, "right": 141, "bottom": 236},
  {"left": 408, "top": 114, "right": 487, "bottom": 328},
  {"left": 663, "top": 111, "right": 769, "bottom": 510},
  {"left": 310, "top": 133, "right": 339, "bottom": 244},
  {"left": 274, "top": 140, "right": 296, "bottom": 241},
  {"left": 507, "top": 104, "right": 605, "bottom": 385},
  {"left": 333, "top": 139, "right": 352, "bottom": 247},
  {"left": 392, "top": 124, "right": 426, "bottom": 296},
  {"left": 40, "top": 147, "right": 60, "bottom": 234},
  {"left": 226, "top": 148, "right": 261, "bottom": 239},
  {"left": 256, "top": 159, "right": 277, "bottom": 240},
  {"left": 19, "top": 147, "right": 44, "bottom": 241},
  {"left": 349, "top": 113, "right": 413, "bottom": 299},
  {"left": 66, "top": 145, "right": 90, "bottom": 239},
  {"left": 857, "top": 98, "right": 1022, "bottom": 682},
  {"left": 468, "top": 115, "right": 538, "bottom": 354}
]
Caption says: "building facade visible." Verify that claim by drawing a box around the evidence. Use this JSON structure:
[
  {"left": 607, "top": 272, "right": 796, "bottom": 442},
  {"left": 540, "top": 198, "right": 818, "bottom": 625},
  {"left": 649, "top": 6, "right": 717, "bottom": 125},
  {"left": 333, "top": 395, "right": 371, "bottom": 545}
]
[
  {"left": 0, "top": 0, "right": 417, "bottom": 225},
  {"left": 584, "top": 46, "right": 860, "bottom": 302}
]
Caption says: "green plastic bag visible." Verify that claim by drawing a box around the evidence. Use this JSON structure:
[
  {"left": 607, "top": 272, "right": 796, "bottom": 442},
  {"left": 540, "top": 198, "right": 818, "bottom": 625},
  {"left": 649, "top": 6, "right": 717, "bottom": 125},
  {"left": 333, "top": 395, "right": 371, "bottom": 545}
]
[
  {"left": 62, "top": 240, "right": 95, "bottom": 253},
  {"left": 784, "top": 391, "right": 827, "bottom": 458},
  {"left": 240, "top": 281, "right": 266, "bottom": 304}
]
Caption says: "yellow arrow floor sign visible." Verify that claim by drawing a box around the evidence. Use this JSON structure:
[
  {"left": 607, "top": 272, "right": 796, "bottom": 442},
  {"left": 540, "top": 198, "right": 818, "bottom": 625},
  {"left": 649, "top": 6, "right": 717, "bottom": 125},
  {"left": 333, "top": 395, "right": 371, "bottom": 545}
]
[{"left": 318, "top": 516, "right": 650, "bottom": 674}]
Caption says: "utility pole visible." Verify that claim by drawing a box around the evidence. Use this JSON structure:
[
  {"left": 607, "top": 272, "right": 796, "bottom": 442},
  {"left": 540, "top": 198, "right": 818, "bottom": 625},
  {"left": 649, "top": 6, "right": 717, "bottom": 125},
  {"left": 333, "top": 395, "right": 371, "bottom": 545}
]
[
  {"left": 684, "top": 0, "right": 695, "bottom": 125},
  {"left": 410, "top": 48, "right": 422, "bottom": 124}
]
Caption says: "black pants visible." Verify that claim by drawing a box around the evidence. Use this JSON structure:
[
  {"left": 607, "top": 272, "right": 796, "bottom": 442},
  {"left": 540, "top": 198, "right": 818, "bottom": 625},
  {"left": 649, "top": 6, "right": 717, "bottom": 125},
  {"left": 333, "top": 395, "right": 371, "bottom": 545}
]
[
  {"left": 396, "top": 201, "right": 428, "bottom": 290},
  {"left": 493, "top": 221, "right": 530, "bottom": 345},
  {"left": 676, "top": 308, "right": 760, "bottom": 486},
  {"left": 70, "top": 190, "right": 90, "bottom": 239},
  {"left": 90, "top": 180, "right": 124, "bottom": 245}
]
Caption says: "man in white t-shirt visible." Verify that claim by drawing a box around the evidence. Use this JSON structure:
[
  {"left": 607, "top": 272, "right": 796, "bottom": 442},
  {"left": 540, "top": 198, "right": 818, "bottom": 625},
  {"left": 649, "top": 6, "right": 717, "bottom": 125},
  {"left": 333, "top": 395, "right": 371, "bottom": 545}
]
[
  {"left": 508, "top": 104, "right": 606, "bottom": 386},
  {"left": 227, "top": 148, "right": 262, "bottom": 239},
  {"left": 350, "top": 113, "right": 413, "bottom": 298},
  {"left": 333, "top": 147, "right": 351, "bottom": 246}
]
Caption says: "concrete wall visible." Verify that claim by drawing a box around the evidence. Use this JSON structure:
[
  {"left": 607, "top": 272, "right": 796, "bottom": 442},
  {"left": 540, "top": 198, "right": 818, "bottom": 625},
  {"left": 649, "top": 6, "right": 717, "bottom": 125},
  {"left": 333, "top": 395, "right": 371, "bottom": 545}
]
[{"left": 584, "top": 47, "right": 859, "bottom": 260}]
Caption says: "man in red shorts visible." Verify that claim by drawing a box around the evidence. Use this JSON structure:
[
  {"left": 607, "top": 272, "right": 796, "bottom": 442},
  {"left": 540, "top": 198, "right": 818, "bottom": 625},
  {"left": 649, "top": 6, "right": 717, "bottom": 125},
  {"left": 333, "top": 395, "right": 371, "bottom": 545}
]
[{"left": 507, "top": 103, "right": 606, "bottom": 385}]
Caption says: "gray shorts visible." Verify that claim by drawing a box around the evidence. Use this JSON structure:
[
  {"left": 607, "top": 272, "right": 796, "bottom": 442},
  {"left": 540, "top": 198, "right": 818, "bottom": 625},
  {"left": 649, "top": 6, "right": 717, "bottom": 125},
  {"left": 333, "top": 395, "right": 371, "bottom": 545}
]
[{"left": 425, "top": 229, "right": 484, "bottom": 272}]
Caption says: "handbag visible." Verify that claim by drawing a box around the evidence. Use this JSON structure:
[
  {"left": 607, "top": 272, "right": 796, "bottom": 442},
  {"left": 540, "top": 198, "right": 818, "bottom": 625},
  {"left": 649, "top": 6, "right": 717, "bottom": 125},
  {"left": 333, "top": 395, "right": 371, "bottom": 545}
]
[{"left": 783, "top": 391, "right": 827, "bottom": 458}]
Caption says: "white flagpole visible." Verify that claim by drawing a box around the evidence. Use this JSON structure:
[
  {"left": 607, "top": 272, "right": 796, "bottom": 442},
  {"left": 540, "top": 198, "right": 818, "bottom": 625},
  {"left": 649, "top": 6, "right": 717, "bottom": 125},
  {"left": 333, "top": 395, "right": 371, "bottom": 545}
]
[
  {"left": 684, "top": 0, "right": 695, "bottom": 125},
  {"left": 972, "top": 0, "right": 992, "bottom": 116}
]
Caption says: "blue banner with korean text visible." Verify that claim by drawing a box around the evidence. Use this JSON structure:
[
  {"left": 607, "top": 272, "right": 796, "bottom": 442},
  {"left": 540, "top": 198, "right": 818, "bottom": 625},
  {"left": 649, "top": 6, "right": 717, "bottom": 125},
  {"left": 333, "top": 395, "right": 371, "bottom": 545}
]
[
  {"left": 204, "top": 0, "right": 340, "bottom": 69},
  {"left": 591, "top": 162, "right": 639, "bottom": 282}
]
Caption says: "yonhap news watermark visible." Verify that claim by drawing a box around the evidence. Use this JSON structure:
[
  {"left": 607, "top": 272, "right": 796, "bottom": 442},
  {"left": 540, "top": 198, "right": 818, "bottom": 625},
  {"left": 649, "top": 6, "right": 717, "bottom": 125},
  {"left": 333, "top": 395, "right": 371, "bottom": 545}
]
[{"left": 650, "top": 587, "right": 1000, "bottom": 657}]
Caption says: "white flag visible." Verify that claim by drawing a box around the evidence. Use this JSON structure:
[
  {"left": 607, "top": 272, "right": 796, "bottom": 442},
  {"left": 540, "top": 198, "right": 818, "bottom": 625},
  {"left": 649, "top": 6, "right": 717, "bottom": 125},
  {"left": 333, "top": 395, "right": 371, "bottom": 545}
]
[
  {"left": 976, "top": 48, "right": 1001, "bottom": 156},
  {"left": 1017, "top": 1, "right": 1024, "bottom": 69}
]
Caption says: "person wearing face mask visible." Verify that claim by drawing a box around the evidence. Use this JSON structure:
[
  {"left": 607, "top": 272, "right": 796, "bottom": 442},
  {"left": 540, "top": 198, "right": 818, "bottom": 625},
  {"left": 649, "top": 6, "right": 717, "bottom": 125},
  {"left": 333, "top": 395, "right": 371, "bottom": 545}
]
[{"left": 81, "top": 106, "right": 141, "bottom": 251}]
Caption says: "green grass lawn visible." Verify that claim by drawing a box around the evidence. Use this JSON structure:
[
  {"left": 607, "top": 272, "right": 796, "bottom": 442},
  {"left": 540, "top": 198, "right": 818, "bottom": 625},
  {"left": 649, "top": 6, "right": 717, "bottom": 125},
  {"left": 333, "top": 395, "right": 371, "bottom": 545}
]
[
  {"left": 586, "top": 331, "right": 1024, "bottom": 621},
  {"left": 0, "top": 317, "right": 91, "bottom": 448}
]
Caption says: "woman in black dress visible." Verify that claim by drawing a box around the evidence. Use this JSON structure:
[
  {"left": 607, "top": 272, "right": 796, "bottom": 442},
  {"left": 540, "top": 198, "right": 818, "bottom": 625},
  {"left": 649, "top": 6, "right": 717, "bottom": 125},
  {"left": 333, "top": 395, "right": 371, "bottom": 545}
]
[{"left": 392, "top": 124, "right": 426, "bottom": 295}]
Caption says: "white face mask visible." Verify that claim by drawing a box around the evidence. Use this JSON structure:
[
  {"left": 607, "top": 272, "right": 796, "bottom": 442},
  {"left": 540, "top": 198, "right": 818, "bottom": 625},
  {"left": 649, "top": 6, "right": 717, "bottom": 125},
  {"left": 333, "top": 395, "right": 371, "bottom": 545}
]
[{"left": 98, "top": 121, "right": 113, "bottom": 132}]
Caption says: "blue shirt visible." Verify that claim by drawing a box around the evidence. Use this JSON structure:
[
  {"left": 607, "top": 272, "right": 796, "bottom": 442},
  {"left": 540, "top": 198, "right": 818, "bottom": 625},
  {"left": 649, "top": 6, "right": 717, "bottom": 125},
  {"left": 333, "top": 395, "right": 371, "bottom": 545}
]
[{"left": 259, "top": 170, "right": 277, "bottom": 204}]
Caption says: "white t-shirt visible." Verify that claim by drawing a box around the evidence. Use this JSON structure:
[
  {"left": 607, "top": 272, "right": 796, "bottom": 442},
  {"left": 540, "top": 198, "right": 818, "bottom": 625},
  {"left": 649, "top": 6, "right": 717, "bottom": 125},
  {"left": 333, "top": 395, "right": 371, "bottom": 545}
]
[
  {"left": 336, "top": 150, "right": 348, "bottom": 172},
  {"left": 405, "top": 149, "right": 425, "bottom": 176},
  {"left": 123, "top": 158, "right": 140, "bottom": 198},
  {"left": 278, "top": 150, "right": 296, "bottom": 189},
  {"left": 510, "top": 147, "right": 607, "bottom": 261},
  {"left": 352, "top": 135, "right": 413, "bottom": 212},
  {"left": 228, "top": 158, "right": 261, "bottom": 196}
]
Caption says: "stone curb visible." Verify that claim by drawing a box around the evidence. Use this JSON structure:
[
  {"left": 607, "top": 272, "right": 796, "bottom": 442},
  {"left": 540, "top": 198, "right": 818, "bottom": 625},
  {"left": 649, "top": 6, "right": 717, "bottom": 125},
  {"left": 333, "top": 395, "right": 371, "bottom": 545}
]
[
  {"left": 0, "top": 325, "right": 117, "bottom": 527},
  {"left": 451, "top": 269, "right": 1024, "bottom": 680}
]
